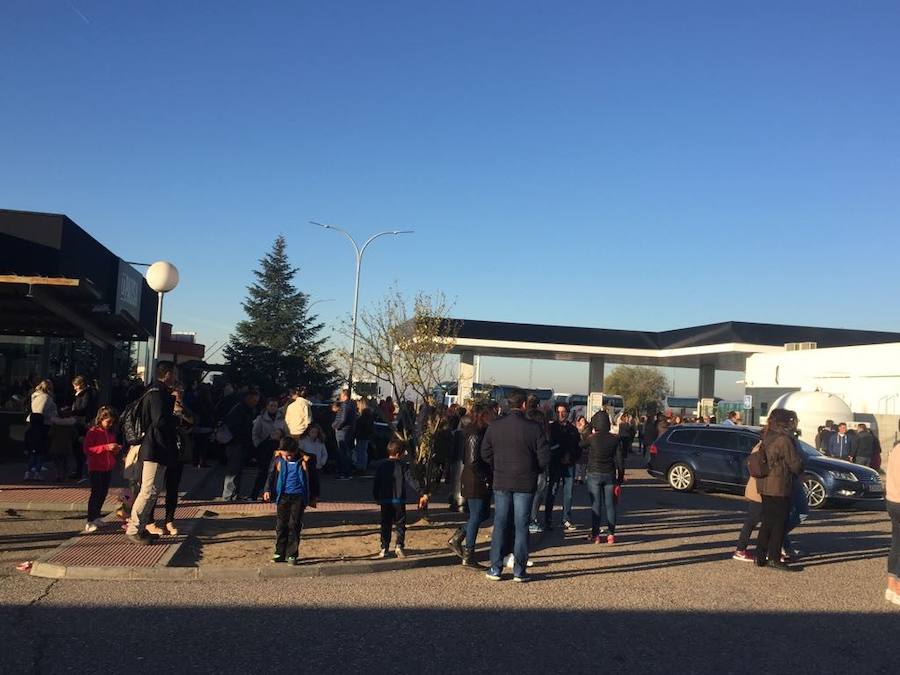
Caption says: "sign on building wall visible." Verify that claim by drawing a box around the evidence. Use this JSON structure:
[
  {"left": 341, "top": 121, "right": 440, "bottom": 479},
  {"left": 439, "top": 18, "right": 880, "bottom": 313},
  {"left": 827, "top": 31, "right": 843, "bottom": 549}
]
[{"left": 115, "top": 259, "right": 142, "bottom": 321}]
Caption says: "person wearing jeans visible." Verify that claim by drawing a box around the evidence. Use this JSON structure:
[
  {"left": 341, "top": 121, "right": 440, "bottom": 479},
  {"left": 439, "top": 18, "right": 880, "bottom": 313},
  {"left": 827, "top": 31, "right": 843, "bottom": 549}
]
[
  {"left": 547, "top": 465, "right": 576, "bottom": 527},
  {"left": 546, "top": 404, "right": 581, "bottom": 529},
  {"left": 447, "top": 406, "right": 496, "bottom": 565},
  {"left": 529, "top": 470, "right": 549, "bottom": 532},
  {"left": 579, "top": 415, "right": 624, "bottom": 544},
  {"left": 490, "top": 490, "right": 532, "bottom": 577},
  {"left": 586, "top": 472, "right": 617, "bottom": 540},
  {"left": 332, "top": 389, "right": 357, "bottom": 479},
  {"left": 480, "top": 390, "right": 551, "bottom": 582}
]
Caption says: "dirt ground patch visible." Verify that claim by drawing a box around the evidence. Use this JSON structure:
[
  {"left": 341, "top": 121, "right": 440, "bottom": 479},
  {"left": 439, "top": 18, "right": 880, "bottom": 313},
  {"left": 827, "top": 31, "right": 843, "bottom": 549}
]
[{"left": 174, "top": 509, "right": 485, "bottom": 567}]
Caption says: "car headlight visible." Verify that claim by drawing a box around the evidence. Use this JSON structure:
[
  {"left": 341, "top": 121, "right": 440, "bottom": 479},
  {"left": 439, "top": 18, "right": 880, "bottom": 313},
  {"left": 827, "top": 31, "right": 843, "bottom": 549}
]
[{"left": 828, "top": 470, "right": 858, "bottom": 482}]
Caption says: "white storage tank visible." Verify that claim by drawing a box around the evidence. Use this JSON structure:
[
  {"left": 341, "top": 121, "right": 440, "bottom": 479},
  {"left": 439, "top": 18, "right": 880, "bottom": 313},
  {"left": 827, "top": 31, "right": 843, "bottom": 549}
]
[{"left": 764, "top": 391, "right": 853, "bottom": 445}]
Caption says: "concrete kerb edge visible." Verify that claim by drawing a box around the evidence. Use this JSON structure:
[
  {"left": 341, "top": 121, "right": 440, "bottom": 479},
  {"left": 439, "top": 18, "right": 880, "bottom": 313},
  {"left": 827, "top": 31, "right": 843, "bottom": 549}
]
[
  {"left": 1, "top": 500, "right": 116, "bottom": 513},
  {"left": 29, "top": 551, "right": 460, "bottom": 582}
]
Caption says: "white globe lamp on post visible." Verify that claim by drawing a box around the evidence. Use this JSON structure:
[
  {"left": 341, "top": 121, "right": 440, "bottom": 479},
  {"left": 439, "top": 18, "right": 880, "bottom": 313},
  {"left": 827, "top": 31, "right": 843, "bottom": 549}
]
[{"left": 145, "top": 261, "right": 180, "bottom": 375}]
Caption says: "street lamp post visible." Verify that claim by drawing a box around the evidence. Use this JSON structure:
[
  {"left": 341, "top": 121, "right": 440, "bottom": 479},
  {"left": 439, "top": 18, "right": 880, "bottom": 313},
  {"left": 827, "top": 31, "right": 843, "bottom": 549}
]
[
  {"left": 145, "top": 261, "right": 180, "bottom": 376},
  {"left": 310, "top": 221, "right": 413, "bottom": 388}
]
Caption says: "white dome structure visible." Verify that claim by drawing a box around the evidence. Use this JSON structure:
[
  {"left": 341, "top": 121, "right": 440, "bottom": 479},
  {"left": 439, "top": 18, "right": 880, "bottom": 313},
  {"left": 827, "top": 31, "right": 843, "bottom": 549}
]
[{"left": 765, "top": 391, "right": 852, "bottom": 446}]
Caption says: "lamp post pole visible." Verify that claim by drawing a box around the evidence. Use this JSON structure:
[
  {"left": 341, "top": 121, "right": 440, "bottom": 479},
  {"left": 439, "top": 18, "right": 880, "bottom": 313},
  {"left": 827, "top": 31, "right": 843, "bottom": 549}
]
[
  {"left": 145, "top": 262, "right": 180, "bottom": 377},
  {"left": 310, "top": 221, "right": 413, "bottom": 389}
]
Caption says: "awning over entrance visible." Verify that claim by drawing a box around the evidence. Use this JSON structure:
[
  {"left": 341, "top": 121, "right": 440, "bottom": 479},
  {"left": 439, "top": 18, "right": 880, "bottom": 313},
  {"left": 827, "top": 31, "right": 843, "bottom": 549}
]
[{"left": 0, "top": 209, "right": 158, "bottom": 347}]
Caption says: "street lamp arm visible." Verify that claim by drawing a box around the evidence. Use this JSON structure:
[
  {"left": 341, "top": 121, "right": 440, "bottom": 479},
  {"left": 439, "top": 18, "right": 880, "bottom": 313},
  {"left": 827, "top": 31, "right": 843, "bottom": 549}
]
[
  {"left": 359, "top": 230, "right": 412, "bottom": 258},
  {"left": 310, "top": 220, "right": 414, "bottom": 390},
  {"left": 310, "top": 220, "right": 360, "bottom": 257}
]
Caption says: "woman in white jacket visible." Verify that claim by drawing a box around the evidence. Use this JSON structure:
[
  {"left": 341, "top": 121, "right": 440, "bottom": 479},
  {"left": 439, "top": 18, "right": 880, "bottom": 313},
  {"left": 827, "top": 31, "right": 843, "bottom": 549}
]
[{"left": 25, "top": 380, "right": 76, "bottom": 480}]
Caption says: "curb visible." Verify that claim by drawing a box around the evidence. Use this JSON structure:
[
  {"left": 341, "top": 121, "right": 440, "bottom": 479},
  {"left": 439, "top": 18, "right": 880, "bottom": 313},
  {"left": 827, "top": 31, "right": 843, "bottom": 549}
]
[
  {"left": 29, "top": 551, "right": 461, "bottom": 581},
  {"left": 3, "top": 465, "right": 219, "bottom": 514},
  {"left": 1, "top": 499, "right": 118, "bottom": 513}
]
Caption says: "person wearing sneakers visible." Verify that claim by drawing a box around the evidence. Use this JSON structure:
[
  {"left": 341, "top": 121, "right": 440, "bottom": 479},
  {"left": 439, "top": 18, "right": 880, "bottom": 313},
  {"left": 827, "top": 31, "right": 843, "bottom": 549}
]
[
  {"left": 373, "top": 440, "right": 420, "bottom": 559},
  {"left": 546, "top": 402, "right": 582, "bottom": 532},
  {"left": 447, "top": 404, "right": 496, "bottom": 566},
  {"left": 126, "top": 362, "right": 179, "bottom": 545},
  {"left": 579, "top": 412, "right": 624, "bottom": 544},
  {"left": 884, "top": 441, "right": 900, "bottom": 607},
  {"left": 263, "top": 436, "right": 319, "bottom": 564},
  {"left": 481, "top": 389, "right": 551, "bottom": 582},
  {"left": 734, "top": 442, "right": 807, "bottom": 563},
  {"left": 754, "top": 408, "right": 804, "bottom": 571},
  {"left": 82, "top": 406, "right": 121, "bottom": 533}
]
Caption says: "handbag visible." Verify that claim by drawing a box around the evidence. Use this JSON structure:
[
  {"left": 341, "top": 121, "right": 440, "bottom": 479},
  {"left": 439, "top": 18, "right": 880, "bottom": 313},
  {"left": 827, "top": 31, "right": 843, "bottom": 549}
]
[
  {"left": 748, "top": 444, "right": 770, "bottom": 479},
  {"left": 214, "top": 422, "right": 233, "bottom": 445},
  {"left": 122, "top": 444, "right": 141, "bottom": 481}
]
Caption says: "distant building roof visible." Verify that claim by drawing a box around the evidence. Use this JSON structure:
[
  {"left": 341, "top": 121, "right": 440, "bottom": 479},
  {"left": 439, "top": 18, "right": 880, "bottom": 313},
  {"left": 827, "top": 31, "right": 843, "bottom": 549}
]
[{"left": 447, "top": 319, "right": 900, "bottom": 370}]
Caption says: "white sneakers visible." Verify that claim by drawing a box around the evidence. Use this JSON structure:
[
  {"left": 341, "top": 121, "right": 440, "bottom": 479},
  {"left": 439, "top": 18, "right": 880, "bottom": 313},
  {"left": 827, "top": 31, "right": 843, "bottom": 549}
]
[
  {"left": 503, "top": 554, "right": 534, "bottom": 569},
  {"left": 84, "top": 522, "right": 98, "bottom": 533}
]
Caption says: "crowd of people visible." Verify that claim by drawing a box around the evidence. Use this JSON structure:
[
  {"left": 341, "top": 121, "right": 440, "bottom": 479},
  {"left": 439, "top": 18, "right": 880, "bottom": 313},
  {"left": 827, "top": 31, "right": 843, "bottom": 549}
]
[{"left": 18, "top": 368, "right": 900, "bottom": 600}]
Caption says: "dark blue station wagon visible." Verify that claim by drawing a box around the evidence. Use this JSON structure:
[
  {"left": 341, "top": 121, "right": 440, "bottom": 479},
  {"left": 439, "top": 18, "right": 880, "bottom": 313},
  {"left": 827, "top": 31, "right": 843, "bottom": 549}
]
[{"left": 647, "top": 424, "right": 884, "bottom": 509}]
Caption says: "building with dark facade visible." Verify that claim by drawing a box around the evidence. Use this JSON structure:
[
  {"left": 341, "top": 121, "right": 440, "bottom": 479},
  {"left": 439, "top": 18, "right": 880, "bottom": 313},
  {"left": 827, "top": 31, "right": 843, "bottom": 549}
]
[{"left": 0, "top": 209, "right": 158, "bottom": 416}]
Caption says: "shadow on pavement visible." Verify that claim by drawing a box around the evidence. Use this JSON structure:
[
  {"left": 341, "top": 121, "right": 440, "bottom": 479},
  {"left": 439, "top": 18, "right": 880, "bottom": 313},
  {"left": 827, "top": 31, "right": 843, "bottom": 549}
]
[{"left": 3, "top": 604, "right": 899, "bottom": 674}]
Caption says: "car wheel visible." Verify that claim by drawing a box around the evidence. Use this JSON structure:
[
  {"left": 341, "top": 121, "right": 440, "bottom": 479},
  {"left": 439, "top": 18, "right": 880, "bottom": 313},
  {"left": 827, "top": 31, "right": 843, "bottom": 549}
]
[
  {"left": 803, "top": 475, "right": 828, "bottom": 509},
  {"left": 667, "top": 463, "right": 695, "bottom": 492}
]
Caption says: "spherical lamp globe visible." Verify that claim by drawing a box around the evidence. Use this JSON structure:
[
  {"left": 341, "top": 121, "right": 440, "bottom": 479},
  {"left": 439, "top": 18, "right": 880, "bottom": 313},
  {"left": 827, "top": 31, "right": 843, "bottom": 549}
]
[{"left": 146, "top": 261, "right": 179, "bottom": 293}]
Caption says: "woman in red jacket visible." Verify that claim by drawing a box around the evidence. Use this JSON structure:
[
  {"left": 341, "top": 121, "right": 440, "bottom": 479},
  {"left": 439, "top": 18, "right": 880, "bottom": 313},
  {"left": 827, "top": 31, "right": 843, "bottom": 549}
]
[{"left": 83, "top": 406, "right": 122, "bottom": 533}]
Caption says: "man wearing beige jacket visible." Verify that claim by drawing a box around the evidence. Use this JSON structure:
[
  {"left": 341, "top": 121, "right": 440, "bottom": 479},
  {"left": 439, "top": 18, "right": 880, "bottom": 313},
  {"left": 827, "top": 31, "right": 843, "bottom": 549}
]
[{"left": 285, "top": 387, "right": 312, "bottom": 439}]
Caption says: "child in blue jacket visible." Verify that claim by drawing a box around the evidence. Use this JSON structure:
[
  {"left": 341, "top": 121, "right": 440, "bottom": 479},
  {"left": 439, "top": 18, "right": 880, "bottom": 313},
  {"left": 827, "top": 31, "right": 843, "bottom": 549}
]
[{"left": 263, "top": 436, "right": 319, "bottom": 564}]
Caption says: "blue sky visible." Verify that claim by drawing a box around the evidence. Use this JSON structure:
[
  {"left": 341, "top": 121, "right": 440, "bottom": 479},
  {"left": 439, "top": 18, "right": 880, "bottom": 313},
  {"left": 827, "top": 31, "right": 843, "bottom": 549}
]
[{"left": 2, "top": 1, "right": 899, "bottom": 398}]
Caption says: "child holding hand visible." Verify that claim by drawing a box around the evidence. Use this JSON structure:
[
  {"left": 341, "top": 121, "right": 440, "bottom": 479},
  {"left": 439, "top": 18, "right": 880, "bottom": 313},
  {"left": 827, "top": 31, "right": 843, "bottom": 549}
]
[{"left": 83, "top": 406, "right": 121, "bottom": 533}]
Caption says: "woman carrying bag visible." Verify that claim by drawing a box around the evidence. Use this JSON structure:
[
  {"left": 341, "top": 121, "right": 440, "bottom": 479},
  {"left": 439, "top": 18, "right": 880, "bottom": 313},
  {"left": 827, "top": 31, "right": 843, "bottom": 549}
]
[{"left": 754, "top": 408, "right": 804, "bottom": 572}]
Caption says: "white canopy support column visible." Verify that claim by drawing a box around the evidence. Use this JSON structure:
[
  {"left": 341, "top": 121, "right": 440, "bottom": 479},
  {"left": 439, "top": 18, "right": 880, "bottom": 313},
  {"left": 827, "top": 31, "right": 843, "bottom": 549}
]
[
  {"left": 589, "top": 356, "right": 606, "bottom": 394},
  {"left": 458, "top": 350, "right": 475, "bottom": 404},
  {"left": 699, "top": 363, "right": 716, "bottom": 399}
]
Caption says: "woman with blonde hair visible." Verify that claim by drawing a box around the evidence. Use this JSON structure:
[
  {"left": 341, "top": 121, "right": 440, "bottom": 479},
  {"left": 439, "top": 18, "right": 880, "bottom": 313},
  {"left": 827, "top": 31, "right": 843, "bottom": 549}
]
[{"left": 24, "top": 380, "right": 76, "bottom": 480}]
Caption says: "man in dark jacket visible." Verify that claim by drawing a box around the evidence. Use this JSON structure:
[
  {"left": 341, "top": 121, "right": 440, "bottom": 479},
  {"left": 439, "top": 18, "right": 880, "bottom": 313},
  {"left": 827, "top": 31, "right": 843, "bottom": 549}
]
[
  {"left": 480, "top": 389, "right": 551, "bottom": 581},
  {"left": 545, "top": 403, "right": 581, "bottom": 531},
  {"left": 332, "top": 389, "right": 357, "bottom": 479},
  {"left": 221, "top": 388, "right": 261, "bottom": 501},
  {"left": 851, "top": 424, "right": 877, "bottom": 466},
  {"left": 126, "top": 362, "right": 178, "bottom": 545}
]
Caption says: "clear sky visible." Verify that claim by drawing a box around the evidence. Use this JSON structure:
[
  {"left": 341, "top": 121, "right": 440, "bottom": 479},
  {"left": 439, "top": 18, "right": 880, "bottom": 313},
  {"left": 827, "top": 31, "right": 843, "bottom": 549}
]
[{"left": 2, "top": 1, "right": 899, "bottom": 399}]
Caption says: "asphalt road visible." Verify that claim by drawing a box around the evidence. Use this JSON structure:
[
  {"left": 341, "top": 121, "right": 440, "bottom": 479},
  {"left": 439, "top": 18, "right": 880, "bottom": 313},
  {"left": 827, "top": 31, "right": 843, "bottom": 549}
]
[{"left": 2, "top": 467, "right": 898, "bottom": 675}]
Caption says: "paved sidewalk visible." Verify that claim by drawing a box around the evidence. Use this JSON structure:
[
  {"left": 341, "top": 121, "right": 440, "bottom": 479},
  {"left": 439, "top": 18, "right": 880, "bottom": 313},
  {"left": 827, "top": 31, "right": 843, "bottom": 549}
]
[{"left": 24, "top": 469, "right": 439, "bottom": 579}]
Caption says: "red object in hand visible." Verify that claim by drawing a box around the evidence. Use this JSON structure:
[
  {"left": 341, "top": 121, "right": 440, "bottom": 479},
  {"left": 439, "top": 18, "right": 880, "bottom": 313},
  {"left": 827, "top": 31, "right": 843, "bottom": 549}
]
[{"left": 613, "top": 484, "right": 622, "bottom": 503}]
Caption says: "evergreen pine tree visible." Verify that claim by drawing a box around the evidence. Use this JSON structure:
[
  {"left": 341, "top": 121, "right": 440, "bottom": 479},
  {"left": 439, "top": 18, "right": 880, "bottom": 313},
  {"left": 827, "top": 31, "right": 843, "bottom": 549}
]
[{"left": 223, "top": 236, "right": 335, "bottom": 394}]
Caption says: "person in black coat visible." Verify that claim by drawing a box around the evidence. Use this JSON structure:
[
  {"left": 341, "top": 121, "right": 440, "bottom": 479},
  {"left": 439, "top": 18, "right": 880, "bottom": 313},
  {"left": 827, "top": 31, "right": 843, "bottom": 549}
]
[
  {"left": 373, "top": 440, "right": 421, "bottom": 557},
  {"left": 480, "top": 390, "right": 551, "bottom": 581},
  {"left": 71, "top": 376, "right": 99, "bottom": 479},
  {"left": 447, "top": 405, "right": 496, "bottom": 565},
  {"left": 545, "top": 403, "right": 582, "bottom": 530},
  {"left": 220, "top": 388, "right": 261, "bottom": 501},
  {"left": 580, "top": 421, "right": 625, "bottom": 543},
  {"left": 126, "top": 362, "right": 179, "bottom": 544}
]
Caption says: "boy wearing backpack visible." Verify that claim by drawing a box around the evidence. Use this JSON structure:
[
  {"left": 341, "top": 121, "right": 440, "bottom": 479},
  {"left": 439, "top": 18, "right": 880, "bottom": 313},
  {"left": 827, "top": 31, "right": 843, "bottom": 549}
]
[{"left": 263, "top": 436, "right": 319, "bottom": 564}]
